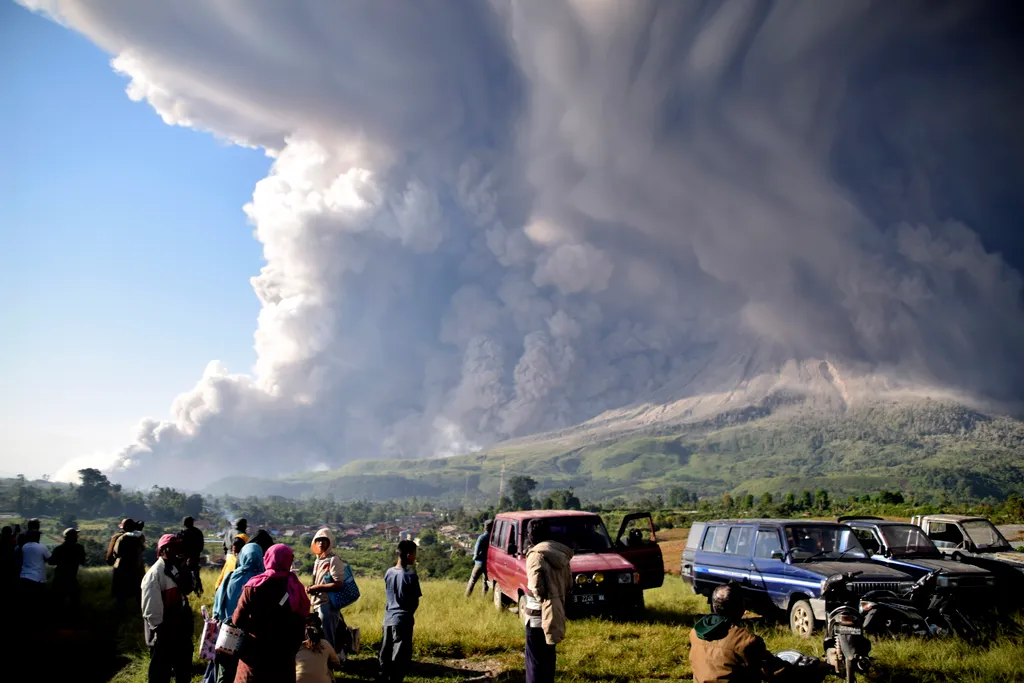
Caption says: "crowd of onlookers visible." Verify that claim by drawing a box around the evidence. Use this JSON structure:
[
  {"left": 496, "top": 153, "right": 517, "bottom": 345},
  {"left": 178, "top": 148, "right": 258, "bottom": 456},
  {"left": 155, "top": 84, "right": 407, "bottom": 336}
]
[
  {"left": 2, "top": 514, "right": 819, "bottom": 683},
  {"left": 2, "top": 518, "right": 89, "bottom": 631}
]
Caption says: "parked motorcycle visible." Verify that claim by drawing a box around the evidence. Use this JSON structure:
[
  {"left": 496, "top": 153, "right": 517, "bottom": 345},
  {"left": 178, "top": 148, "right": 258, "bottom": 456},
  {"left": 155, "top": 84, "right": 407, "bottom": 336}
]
[
  {"left": 821, "top": 571, "right": 872, "bottom": 683},
  {"left": 860, "top": 570, "right": 978, "bottom": 639}
]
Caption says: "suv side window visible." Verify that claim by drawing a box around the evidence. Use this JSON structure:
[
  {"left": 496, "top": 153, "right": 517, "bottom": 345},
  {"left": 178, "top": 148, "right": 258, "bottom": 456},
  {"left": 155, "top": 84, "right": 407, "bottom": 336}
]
[
  {"left": 724, "top": 526, "right": 753, "bottom": 555},
  {"left": 490, "top": 521, "right": 506, "bottom": 549},
  {"left": 702, "top": 525, "right": 728, "bottom": 553},
  {"left": 508, "top": 524, "right": 518, "bottom": 554},
  {"left": 927, "top": 522, "right": 965, "bottom": 548},
  {"left": 754, "top": 529, "right": 781, "bottom": 558},
  {"left": 852, "top": 528, "right": 880, "bottom": 554}
]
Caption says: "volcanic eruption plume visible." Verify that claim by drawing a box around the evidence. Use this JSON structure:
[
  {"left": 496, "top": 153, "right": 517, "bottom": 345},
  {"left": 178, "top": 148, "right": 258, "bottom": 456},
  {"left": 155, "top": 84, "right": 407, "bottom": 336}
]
[{"left": 24, "top": 0, "right": 1024, "bottom": 487}]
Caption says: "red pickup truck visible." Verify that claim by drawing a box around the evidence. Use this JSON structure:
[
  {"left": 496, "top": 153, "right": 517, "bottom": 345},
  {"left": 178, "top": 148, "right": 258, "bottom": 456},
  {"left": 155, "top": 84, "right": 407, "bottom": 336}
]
[{"left": 487, "top": 510, "right": 664, "bottom": 618}]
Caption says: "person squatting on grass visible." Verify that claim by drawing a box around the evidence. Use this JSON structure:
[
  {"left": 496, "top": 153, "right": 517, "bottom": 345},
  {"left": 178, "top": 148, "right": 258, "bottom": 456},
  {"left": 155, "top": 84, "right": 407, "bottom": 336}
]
[
  {"left": 48, "top": 527, "right": 86, "bottom": 620},
  {"left": 523, "top": 519, "right": 574, "bottom": 683},
  {"left": 232, "top": 543, "right": 310, "bottom": 683},
  {"left": 306, "top": 527, "right": 351, "bottom": 653},
  {"left": 296, "top": 613, "right": 343, "bottom": 683},
  {"left": 689, "top": 582, "right": 829, "bottom": 683},
  {"left": 379, "top": 539, "right": 422, "bottom": 683},
  {"left": 141, "top": 534, "right": 195, "bottom": 683},
  {"left": 465, "top": 519, "right": 493, "bottom": 598}
]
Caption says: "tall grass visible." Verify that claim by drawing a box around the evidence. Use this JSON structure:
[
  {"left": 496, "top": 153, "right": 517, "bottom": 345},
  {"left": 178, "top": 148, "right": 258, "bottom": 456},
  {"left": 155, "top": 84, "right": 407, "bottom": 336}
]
[{"left": 76, "top": 568, "right": 1024, "bottom": 682}]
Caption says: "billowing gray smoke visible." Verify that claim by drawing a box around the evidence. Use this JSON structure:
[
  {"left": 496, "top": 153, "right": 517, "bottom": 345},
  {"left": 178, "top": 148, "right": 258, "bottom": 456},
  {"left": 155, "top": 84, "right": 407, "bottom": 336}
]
[{"left": 25, "top": 1, "right": 1024, "bottom": 487}]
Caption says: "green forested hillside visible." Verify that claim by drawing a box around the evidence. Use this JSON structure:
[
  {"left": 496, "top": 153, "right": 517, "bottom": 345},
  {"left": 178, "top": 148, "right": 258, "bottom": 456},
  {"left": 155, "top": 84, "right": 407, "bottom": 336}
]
[{"left": 208, "top": 400, "right": 1024, "bottom": 503}]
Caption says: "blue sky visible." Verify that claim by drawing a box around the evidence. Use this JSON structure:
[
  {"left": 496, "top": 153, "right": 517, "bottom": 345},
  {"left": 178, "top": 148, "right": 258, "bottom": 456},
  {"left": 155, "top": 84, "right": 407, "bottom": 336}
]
[{"left": 0, "top": 3, "right": 270, "bottom": 479}]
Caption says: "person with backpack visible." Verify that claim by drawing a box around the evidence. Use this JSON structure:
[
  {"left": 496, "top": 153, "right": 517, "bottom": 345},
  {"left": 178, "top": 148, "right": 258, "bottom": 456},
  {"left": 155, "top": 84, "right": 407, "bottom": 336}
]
[
  {"left": 295, "top": 613, "right": 342, "bottom": 683},
  {"left": 141, "top": 534, "right": 195, "bottom": 683},
  {"left": 306, "top": 527, "right": 354, "bottom": 654},
  {"left": 232, "top": 543, "right": 309, "bottom": 683},
  {"left": 378, "top": 540, "right": 421, "bottom": 683},
  {"left": 109, "top": 518, "right": 146, "bottom": 611}
]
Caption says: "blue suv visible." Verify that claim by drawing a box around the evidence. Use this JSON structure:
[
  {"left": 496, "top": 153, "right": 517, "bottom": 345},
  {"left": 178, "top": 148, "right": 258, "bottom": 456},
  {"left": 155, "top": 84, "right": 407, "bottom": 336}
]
[{"left": 692, "top": 519, "right": 915, "bottom": 637}]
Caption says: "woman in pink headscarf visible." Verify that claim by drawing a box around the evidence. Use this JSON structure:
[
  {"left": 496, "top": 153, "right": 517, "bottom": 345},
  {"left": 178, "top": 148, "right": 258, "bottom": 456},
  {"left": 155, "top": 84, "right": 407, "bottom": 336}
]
[{"left": 232, "top": 544, "right": 310, "bottom": 683}]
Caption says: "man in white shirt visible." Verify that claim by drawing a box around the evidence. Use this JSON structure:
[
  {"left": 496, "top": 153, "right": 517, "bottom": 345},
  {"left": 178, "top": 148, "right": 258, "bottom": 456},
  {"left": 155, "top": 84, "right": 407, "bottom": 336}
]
[
  {"left": 19, "top": 529, "right": 51, "bottom": 583},
  {"left": 17, "top": 529, "right": 50, "bottom": 635}
]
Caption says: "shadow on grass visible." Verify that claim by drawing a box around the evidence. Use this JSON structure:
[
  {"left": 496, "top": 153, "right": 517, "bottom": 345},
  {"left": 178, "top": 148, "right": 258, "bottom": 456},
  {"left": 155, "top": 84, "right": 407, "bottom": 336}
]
[
  {"left": 610, "top": 607, "right": 704, "bottom": 628},
  {"left": 336, "top": 655, "right": 517, "bottom": 682}
]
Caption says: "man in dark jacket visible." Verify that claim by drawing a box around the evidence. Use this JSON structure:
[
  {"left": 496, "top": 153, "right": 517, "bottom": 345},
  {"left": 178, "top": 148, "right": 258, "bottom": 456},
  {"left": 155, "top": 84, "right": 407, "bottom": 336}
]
[
  {"left": 465, "top": 520, "right": 493, "bottom": 597},
  {"left": 689, "top": 582, "right": 827, "bottom": 683},
  {"left": 179, "top": 517, "right": 205, "bottom": 596},
  {"left": 49, "top": 528, "right": 86, "bottom": 620}
]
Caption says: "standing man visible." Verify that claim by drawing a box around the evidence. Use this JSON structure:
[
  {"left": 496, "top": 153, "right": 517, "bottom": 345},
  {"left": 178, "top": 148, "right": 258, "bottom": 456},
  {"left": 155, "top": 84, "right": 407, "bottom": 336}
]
[
  {"left": 48, "top": 528, "right": 86, "bottom": 621},
  {"left": 17, "top": 528, "right": 50, "bottom": 635},
  {"left": 523, "top": 519, "right": 573, "bottom": 683},
  {"left": 465, "top": 520, "right": 493, "bottom": 598},
  {"left": 307, "top": 527, "right": 350, "bottom": 652},
  {"left": 109, "top": 518, "right": 146, "bottom": 611},
  {"left": 141, "top": 534, "right": 195, "bottom": 683},
  {"left": 179, "top": 517, "right": 205, "bottom": 596},
  {"left": 379, "top": 540, "right": 421, "bottom": 683}
]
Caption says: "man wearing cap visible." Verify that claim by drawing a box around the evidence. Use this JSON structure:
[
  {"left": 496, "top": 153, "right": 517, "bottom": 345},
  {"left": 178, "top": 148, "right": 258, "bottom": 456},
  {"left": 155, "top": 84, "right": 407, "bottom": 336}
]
[
  {"left": 141, "top": 534, "right": 194, "bottom": 683},
  {"left": 48, "top": 528, "right": 86, "bottom": 620},
  {"left": 307, "top": 527, "right": 350, "bottom": 653}
]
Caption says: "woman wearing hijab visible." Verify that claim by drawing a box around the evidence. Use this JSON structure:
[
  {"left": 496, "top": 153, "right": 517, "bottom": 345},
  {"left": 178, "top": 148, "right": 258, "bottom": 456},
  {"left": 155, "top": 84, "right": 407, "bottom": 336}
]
[
  {"left": 207, "top": 544, "right": 265, "bottom": 683},
  {"left": 232, "top": 544, "right": 310, "bottom": 683}
]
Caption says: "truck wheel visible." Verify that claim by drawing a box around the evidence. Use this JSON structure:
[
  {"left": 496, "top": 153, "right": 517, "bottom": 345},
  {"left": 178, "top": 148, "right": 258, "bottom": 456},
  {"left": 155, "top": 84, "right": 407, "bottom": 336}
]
[
  {"left": 493, "top": 583, "right": 504, "bottom": 611},
  {"left": 789, "top": 599, "right": 815, "bottom": 638},
  {"left": 518, "top": 593, "right": 529, "bottom": 625}
]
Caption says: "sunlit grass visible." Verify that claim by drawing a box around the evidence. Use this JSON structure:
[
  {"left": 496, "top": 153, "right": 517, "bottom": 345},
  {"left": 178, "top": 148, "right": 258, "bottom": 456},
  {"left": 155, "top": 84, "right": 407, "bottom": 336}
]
[{"left": 78, "top": 568, "right": 1024, "bottom": 682}]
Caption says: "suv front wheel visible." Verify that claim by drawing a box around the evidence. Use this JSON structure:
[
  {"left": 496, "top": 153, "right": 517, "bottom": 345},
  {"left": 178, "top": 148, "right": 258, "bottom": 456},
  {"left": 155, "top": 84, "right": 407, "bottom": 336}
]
[{"left": 789, "top": 599, "right": 815, "bottom": 638}]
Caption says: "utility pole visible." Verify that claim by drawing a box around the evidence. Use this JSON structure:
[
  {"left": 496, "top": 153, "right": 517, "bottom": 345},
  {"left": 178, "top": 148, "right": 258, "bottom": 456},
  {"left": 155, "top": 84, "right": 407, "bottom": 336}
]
[{"left": 497, "top": 457, "right": 506, "bottom": 510}]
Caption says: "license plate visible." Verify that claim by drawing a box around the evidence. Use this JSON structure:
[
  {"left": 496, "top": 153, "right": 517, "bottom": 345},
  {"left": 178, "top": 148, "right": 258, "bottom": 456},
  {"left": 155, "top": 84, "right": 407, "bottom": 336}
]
[
  {"left": 835, "top": 625, "right": 862, "bottom": 635},
  {"left": 573, "top": 594, "right": 604, "bottom": 605}
]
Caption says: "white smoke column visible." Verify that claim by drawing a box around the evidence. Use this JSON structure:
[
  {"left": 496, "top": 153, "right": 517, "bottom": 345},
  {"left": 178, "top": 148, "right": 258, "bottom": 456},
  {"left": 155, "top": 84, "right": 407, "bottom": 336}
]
[{"left": 20, "top": 0, "right": 1024, "bottom": 488}]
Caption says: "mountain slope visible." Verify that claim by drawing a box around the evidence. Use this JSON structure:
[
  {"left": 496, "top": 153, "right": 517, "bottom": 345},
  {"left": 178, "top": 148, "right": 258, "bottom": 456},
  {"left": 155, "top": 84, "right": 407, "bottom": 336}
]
[{"left": 207, "top": 397, "right": 1024, "bottom": 503}]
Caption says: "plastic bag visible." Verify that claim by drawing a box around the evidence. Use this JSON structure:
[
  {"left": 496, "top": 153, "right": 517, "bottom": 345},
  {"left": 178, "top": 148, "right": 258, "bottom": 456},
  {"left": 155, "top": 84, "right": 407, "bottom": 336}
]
[{"left": 199, "top": 606, "right": 220, "bottom": 661}]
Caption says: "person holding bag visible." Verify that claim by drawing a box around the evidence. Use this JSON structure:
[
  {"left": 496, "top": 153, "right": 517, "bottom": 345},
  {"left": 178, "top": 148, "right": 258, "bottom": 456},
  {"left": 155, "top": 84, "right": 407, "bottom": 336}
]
[
  {"left": 206, "top": 544, "right": 265, "bottom": 683},
  {"left": 306, "top": 527, "right": 358, "bottom": 654},
  {"left": 232, "top": 544, "right": 309, "bottom": 683}
]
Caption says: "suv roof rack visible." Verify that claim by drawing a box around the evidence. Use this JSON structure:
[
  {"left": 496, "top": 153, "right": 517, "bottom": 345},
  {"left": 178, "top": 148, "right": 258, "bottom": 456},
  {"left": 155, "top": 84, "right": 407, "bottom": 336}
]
[{"left": 836, "top": 515, "right": 885, "bottom": 523}]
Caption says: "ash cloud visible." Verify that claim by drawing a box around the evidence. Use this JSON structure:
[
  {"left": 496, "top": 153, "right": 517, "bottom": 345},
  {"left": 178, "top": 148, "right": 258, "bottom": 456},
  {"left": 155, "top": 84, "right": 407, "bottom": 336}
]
[{"left": 23, "top": 0, "right": 1024, "bottom": 487}]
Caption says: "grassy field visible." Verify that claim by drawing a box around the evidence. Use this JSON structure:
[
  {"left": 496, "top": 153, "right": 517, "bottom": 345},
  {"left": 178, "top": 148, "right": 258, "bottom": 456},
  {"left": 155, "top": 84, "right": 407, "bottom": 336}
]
[{"left": 63, "top": 566, "right": 1024, "bottom": 682}]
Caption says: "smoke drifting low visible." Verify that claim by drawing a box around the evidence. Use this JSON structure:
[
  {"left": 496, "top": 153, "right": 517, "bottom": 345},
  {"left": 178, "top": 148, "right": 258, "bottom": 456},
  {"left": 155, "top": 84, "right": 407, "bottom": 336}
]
[{"left": 25, "top": 1, "right": 1024, "bottom": 487}]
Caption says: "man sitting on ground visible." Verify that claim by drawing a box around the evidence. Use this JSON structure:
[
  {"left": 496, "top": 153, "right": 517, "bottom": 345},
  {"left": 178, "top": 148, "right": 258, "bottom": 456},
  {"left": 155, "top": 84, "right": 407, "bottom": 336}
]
[{"left": 689, "top": 582, "right": 825, "bottom": 682}]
